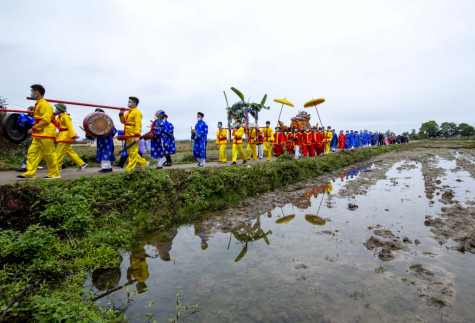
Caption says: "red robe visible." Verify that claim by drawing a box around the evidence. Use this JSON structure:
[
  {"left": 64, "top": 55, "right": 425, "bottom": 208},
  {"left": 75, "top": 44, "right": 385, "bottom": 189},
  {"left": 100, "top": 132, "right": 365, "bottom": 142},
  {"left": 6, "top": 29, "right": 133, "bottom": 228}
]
[
  {"left": 314, "top": 132, "right": 324, "bottom": 155},
  {"left": 273, "top": 131, "right": 285, "bottom": 156},
  {"left": 301, "top": 132, "right": 308, "bottom": 156},
  {"left": 308, "top": 132, "right": 316, "bottom": 156},
  {"left": 338, "top": 133, "right": 346, "bottom": 150}
]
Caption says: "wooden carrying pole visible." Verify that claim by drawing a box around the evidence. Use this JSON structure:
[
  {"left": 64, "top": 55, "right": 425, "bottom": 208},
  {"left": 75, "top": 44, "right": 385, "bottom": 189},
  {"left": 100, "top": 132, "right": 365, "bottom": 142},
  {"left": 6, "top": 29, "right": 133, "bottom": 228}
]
[{"left": 27, "top": 97, "right": 129, "bottom": 111}]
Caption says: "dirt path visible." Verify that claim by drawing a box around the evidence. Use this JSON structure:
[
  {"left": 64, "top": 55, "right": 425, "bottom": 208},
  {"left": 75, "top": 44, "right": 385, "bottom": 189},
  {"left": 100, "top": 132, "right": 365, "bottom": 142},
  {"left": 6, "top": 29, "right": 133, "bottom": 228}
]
[{"left": 0, "top": 157, "right": 281, "bottom": 186}]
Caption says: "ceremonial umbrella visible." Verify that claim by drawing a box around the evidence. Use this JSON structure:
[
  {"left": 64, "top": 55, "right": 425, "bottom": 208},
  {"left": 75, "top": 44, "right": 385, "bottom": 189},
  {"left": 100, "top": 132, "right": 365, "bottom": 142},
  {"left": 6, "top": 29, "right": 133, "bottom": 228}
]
[
  {"left": 274, "top": 98, "right": 294, "bottom": 127},
  {"left": 304, "top": 98, "right": 325, "bottom": 128}
]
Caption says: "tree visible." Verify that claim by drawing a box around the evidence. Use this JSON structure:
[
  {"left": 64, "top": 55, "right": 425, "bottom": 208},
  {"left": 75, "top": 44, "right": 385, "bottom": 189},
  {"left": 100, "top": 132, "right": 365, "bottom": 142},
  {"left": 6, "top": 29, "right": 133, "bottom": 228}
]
[
  {"left": 402, "top": 131, "right": 409, "bottom": 136},
  {"left": 411, "top": 129, "right": 416, "bottom": 135},
  {"left": 420, "top": 121, "right": 439, "bottom": 138},
  {"left": 456, "top": 123, "right": 470, "bottom": 135},
  {"left": 461, "top": 125, "right": 475, "bottom": 138},
  {"left": 439, "top": 122, "right": 457, "bottom": 138}
]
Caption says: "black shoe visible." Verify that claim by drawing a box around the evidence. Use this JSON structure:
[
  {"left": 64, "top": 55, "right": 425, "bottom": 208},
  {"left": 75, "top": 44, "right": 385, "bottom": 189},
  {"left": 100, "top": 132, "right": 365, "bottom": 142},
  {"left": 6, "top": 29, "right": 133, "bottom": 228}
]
[
  {"left": 114, "top": 156, "right": 127, "bottom": 168},
  {"left": 98, "top": 168, "right": 113, "bottom": 173},
  {"left": 15, "top": 168, "right": 27, "bottom": 172},
  {"left": 62, "top": 163, "right": 68, "bottom": 169},
  {"left": 243, "top": 160, "right": 247, "bottom": 164},
  {"left": 78, "top": 163, "right": 88, "bottom": 171},
  {"left": 232, "top": 162, "right": 237, "bottom": 165},
  {"left": 17, "top": 175, "right": 34, "bottom": 180}
]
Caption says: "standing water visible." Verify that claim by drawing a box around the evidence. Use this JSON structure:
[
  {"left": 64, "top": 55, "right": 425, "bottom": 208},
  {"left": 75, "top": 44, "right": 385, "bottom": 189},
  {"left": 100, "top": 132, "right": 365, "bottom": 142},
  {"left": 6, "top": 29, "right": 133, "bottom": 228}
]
[{"left": 87, "top": 154, "right": 475, "bottom": 322}]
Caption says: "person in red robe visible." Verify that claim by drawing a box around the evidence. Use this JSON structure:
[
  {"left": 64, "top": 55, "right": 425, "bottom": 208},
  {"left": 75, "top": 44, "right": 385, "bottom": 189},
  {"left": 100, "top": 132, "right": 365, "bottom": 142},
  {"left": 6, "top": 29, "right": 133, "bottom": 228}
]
[
  {"left": 338, "top": 130, "right": 346, "bottom": 150},
  {"left": 308, "top": 128, "right": 316, "bottom": 157},
  {"left": 315, "top": 128, "right": 324, "bottom": 156},
  {"left": 273, "top": 127, "right": 285, "bottom": 156},
  {"left": 301, "top": 128, "right": 308, "bottom": 157},
  {"left": 285, "top": 131, "right": 294, "bottom": 154}
]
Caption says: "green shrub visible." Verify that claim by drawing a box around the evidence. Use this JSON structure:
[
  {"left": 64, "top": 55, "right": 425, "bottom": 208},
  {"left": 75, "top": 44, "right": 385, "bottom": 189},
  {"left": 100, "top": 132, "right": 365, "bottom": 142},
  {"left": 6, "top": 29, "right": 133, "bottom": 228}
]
[{"left": 0, "top": 225, "right": 57, "bottom": 261}]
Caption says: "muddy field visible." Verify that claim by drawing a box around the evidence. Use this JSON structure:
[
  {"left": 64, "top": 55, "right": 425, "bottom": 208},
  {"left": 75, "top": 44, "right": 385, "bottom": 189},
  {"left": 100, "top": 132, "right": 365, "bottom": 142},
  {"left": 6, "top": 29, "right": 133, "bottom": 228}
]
[{"left": 89, "top": 144, "right": 475, "bottom": 322}]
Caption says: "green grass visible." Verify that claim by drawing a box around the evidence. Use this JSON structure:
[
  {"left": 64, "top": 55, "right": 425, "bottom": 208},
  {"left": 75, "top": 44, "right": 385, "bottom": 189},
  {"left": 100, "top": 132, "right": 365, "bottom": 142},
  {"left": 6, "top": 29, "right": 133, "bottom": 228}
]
[{"left": 0, "top": 144, "right": 401, "bottom": 321}]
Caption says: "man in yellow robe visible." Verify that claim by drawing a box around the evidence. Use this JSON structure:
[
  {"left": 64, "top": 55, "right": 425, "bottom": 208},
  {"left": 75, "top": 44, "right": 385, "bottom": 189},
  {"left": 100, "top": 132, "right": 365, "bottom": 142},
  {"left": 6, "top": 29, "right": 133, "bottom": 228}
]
[
  {"left": 246, "top": 124, "right": 258, "bottom": 161},
  {"left": 216, "top": 121, "right": 227, "bottom": 163},
  {"left": 231, "top": 120, "right": 247, "bottom": 165},
  {"left": 54, "top": 103, "right": 87, "bottom": 172},
  {"left": 323, "top": 126, "right": 333, "bottom": 155},
  {"left": 262, "top": 121, "right": 274, "bottom": 161},
  {"left": 18, "top": 84, "right": 60, "bottom": 180},
  {"left": 119, "top": 96, "right": 149, "bottom": 171}
]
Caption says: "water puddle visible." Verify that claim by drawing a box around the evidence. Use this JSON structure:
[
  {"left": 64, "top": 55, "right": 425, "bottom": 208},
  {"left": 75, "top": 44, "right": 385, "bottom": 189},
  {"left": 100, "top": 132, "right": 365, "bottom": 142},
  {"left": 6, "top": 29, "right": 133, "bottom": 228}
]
[{"left": 86, "top": 157, "right": 475, "bottom": 322}]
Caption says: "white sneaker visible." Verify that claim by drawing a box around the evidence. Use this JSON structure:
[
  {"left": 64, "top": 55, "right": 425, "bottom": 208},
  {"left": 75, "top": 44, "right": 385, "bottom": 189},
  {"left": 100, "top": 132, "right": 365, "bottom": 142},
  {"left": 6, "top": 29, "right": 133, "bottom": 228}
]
[
  {"left": 58, "top": 169, "right": 63, "bottom": 173},
  {"left": 78, "top": 163, "right": 88, "bottom": 171},
  {"left": 43, "top": 175, "right": 61, "bottom": 180},
  {"left": 144, "top": 162, "right": 150, "bottom": 168},
  {"left": 37, "top": 166, "right": 44, "bottom": 169}
]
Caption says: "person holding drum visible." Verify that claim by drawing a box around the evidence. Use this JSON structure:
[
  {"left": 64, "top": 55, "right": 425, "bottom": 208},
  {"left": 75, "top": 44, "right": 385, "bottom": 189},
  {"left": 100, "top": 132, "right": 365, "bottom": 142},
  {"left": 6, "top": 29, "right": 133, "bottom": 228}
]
[
  {"left": 119, "top": 97, "right": 149, "bottom": 171},
  {"left": 87, "top": 108, "right": 117, "bottom": 172},
  {"left": 54, "top": 103, "right": 88, "bottom": 172},
  {"left": 17, "top": 84, "right": 61, "bottom": 180}
]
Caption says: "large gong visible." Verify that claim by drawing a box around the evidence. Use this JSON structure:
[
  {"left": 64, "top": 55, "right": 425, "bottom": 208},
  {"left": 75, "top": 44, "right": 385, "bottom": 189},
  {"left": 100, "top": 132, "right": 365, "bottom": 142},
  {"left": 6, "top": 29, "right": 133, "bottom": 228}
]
[{"left": 1, "top": 113, "right": 30, "bottom": 144}]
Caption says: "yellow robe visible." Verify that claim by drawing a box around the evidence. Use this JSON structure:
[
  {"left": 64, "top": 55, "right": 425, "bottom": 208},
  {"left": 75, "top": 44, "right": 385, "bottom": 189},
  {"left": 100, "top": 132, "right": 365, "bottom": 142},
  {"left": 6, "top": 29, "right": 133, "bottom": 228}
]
[
  {"left": 22, "top": 98, "right": 59, "bottom": 178},
  {"left": 261, "top": 127, "right": 274, "bottom": 161},
  {"left": 216, "top": 128, "right": 228, "bottom": 162},
  {"left": 55, "top": 113, "right": 85, "bottom": 168}
]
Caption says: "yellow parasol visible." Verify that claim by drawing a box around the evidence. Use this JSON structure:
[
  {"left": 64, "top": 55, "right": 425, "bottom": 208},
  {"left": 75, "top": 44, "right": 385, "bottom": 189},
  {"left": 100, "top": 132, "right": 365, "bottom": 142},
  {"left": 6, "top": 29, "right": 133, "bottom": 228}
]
[
  {"left": 274, "top": 98, "right": 294, "bottom": 127},
  {"left": 304, "top": 98, "right": 325, "bottom": 129}
]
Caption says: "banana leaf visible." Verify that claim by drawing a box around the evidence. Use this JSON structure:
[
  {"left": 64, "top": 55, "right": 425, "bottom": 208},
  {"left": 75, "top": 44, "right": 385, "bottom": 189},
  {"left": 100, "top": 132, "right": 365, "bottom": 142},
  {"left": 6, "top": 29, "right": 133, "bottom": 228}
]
[{"left": 231, "top": 87, "right": 245, "bottom": 102}]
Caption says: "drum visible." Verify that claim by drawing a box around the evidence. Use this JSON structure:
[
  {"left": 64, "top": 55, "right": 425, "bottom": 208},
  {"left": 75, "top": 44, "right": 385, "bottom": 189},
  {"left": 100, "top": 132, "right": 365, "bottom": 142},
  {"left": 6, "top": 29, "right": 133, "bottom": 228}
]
[
  {"left": 1, "top": 113, "right": 30, "bottom": 144},
  {"left": 83, "top": 112, "right": 114, "bottom": 138}
]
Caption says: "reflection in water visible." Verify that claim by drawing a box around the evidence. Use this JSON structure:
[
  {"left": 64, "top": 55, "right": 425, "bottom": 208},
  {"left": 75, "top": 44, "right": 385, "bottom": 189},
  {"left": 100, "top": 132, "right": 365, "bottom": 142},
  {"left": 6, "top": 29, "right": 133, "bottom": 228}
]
[
  {"left": 92, "top": 266, "right": 122, "bottom": 291},
  {"left": 305, "top": 214, "right": 326, "bottom": 226},
  {"left": 293, "top": 182, "right": 333, "bottom": 210},
  {"left": 194, "top": 221, "right": 211, "bottom": 250},
  {"left": 151, "top": 230, "right": 178, "bottom": 261},
  {"left": 339, "top": 163, "right": 374, "bottom": 181},
  {"left": 127, "top": 247, "right": 150, "bottom": 294},
  {"left": 275, "top": 214, "right": 296, "bottom": 224},
  {"left": 231, "top": 218, "right": 272, "bottom": 262}
]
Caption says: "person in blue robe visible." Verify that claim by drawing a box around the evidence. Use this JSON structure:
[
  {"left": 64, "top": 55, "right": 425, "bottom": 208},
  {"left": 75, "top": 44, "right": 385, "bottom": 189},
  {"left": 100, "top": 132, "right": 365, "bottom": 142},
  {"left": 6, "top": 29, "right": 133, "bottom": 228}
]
[
  {"left": 15, "top": 108, "right": 36, "bottom": 172},
  {"left": 330, "top": 129, "right": 338, "bottom": 152},
  {"left": 163, "top": 114, "right": 176, "bottom": 166},
  {"left": 86, "top": 109, "right": 116, "bottom": 172},
  {"left": 191, "top": 112, "right": 208, "bottom": 168},
  {"left": 344, "top": 130, "right": 350, "bottom": 149},
  {"left": 151, "top": 110, "right": 167, "bottom": 169}
]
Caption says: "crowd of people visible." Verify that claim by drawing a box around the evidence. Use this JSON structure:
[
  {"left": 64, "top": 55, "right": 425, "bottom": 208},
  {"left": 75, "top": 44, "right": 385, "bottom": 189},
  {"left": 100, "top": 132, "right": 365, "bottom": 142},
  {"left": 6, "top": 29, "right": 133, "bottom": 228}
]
[{"left": 13, "top": 84, "right": 409, "bottom": 180}]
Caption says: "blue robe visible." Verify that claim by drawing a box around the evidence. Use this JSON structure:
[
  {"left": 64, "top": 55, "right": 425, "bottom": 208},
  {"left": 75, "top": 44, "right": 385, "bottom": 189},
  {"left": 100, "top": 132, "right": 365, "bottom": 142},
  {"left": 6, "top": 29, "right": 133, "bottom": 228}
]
[
  {"left": 17, "top": 114, "right": 35, "bottom": 128},
  {"left": 344, "top": 133, "right": 350, "bottom": 149},
  {"left": 151, "top": 119, "right": 166, "bottom": 158},
  {"left": 330, "top": 133, "right": 338, "bottom": 149},
  {"left": 373, "top": 134, "right": 378, "bottom": 145},
  {"left": 357, "top": 133, "right": 363, "bottom": 147},
  {"left": 350, "top": 132, "right": 356, "bottom": 148},
  {"left": 164, "top": 121, "right": 176, "bottom": 154},
  {"left": 191, "top": 120, "right": 208, "bottom": 159},
  {"left": 87, "top": 127, "right": 117, "bottom": 162}
]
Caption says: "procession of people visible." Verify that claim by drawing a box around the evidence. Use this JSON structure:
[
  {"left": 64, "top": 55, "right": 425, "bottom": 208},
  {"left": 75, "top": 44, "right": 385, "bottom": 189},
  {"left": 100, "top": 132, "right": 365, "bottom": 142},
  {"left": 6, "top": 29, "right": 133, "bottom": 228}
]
[{"left": 6, "top": 84, "right": 409, "bottom": 180}]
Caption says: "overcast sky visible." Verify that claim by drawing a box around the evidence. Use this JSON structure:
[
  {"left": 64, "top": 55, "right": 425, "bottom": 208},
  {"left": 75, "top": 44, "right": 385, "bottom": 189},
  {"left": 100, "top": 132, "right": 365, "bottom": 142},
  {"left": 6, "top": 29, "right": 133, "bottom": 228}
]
[{"left": 1, "top": 0, "right": 474, "bottom": 138}]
